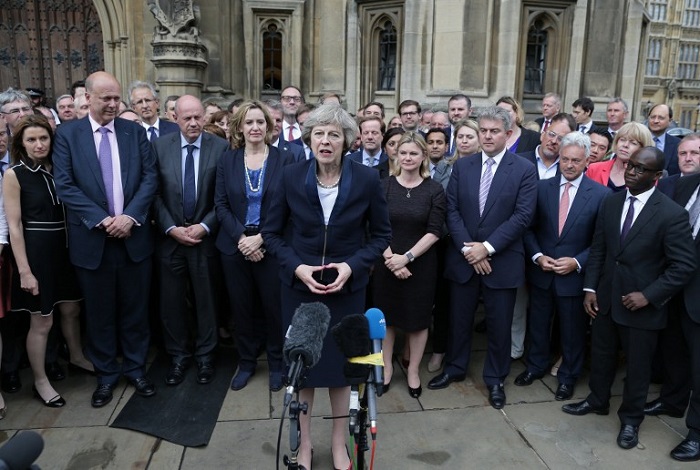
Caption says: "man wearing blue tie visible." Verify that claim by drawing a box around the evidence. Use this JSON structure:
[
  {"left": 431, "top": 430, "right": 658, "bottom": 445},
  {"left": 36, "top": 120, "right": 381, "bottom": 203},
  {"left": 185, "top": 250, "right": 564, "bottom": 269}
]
[
  {"left": 53, "top": 71, "right": 159, "bottom": 408},
  {"left": 128, "top": 80, "right": 179, "bottom": 142},
  {"left": 647, "top": 103, "right": 681, "bottom": 176}
]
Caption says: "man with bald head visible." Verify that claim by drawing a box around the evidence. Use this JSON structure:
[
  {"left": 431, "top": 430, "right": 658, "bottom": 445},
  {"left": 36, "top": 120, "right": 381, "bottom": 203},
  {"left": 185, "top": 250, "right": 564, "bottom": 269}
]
[
  {"left": 53, "top": 71, "right": 158, "bottom": 408},
  {"left": 152, "top": 96, "right": 229, "bottom": 386},
  {"left": 648, "top": 103, "right": 681, "bottom": 175}
]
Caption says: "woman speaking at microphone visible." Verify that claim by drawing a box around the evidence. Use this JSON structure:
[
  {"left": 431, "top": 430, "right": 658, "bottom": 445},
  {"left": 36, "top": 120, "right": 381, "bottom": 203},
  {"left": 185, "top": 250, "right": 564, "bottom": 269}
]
[{"left": 263, "top": 104, "right": 391, "bottom": 470}]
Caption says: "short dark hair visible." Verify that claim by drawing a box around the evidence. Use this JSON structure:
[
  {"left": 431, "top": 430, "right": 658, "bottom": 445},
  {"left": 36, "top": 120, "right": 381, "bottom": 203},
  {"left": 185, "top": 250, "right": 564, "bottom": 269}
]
[
  {"left": 363, "top": 101, "right": 385, "bottom": 118},
  {"left": 358, "top": 115, "right": 386, "bottom": 134},
  {"left": 589, "top": 128, "right": 613, "bottom": 149},
  {"left": 550, "top": 113, "right": 577, "bottom": 132},
  {"left": 398, "top": 99, "right": 421, "bottom": 114},
  {"left": 296, "top": 103, "right": 317, "bottom": 119},
  {"left": 572, "top": 97, "right": 594, "bottom": 115},
  {"left": 70, "top": 80, "right": 85, "bottom": 97},
  {"left": 637, "top": 146, "right": 665, "bottom": 171},
  {"left": 425, "top": 127, "right": 449, "bottom": 143},
  {"left": 448, "top": 94, "right": 472, "bottom": 110},
  {"left": 227, "top": 98, "right": 245, "bottom": 113}
]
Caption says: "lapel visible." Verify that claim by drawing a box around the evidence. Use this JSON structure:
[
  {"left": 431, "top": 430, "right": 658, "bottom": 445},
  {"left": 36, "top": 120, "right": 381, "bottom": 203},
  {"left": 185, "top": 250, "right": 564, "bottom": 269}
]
[
  {"left": 262, "top": 145, "right": 281, "bottom": 200},
  {"left": 304, "top": 160, "right": 325, "bottom": 224},
  {"left": 197, "top": 134, "right": 211, "bottom": 198},
  {"left": 79, "top": 119, "right": 108, "bottom": 199},
  {"left": 619, "top": 190, "right": 660, "bottom": 253},
  {"left": 170, "top": 134, "right": 184, "bottom": 202},
  {"left": 560, "top": 178, "right": 593, "bottom": 239},
  {"left": 544, "top": 177, "right": 560, "bottom": 237},
  {"left": 114, "top": 119, "right": 130, "bottom": 189},
  {"left": 481, "top": 152, "right": 513, "bottom": 219},
  {"left": 330, "top": 157, "right": 354, "bottom": 222}
]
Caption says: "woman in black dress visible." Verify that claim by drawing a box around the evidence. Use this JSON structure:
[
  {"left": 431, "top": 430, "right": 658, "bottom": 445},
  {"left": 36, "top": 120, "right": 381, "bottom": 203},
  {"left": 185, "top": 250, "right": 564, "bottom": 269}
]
[
  {"left": 372, "top": 132, "right": 446, "bottom": 398},
  {"left": 3, "top": 115, "right": 92, "bottom": 408},
  {"left": 263, "top": 104, "right": 391, "bottom": 470},
  {"left": 496, "top": 96, "right": 540, "bottom": 154}
]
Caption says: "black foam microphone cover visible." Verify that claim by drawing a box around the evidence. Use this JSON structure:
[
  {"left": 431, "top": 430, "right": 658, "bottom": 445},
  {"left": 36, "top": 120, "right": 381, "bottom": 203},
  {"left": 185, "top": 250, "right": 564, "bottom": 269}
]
[
  {"left": 283, "top": 302, "right": 331, "bottom": 368},
  {"left": 331, "top": 314, "right": 370, "bottom": 357}
]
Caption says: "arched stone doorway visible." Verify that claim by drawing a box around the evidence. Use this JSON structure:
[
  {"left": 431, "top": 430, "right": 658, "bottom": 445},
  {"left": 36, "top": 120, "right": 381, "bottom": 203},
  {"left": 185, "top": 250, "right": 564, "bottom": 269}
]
[{"left": 0, "top": 0, "right": 105, "bottom": 101}]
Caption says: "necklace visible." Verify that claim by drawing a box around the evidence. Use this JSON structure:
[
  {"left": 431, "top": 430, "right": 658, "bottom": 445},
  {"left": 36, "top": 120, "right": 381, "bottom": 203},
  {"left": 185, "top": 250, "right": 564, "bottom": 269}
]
[
  {"left": 397, "top": 177, "right": 421, "bottom": 198},
  {"left": 316, "top": 172, "right": 341, "bottom": 189},
  {"left": 244, "top": 147, "right": 268, "bottom": 192}
]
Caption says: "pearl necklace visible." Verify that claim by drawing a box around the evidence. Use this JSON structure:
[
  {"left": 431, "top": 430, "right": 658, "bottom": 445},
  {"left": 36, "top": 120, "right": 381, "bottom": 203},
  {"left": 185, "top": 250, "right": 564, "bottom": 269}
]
[
  {"left": 316, "top": 172, "right": 341, "bottom": 189},
  {"left": 244, "top": 147, "right": 268, "bottom": 192}
]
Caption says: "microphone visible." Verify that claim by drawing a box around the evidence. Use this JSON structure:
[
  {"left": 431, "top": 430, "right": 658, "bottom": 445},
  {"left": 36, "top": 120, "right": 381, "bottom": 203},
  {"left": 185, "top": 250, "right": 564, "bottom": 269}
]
[
  {"left": 0, "top": 430, "right": 44, "bottom": 470},
  {"left": 365, "top": 308, "right": 386, "bottom": 396},
  {"left": 282, "top": 302, "right": 331, "bottom": 405}
]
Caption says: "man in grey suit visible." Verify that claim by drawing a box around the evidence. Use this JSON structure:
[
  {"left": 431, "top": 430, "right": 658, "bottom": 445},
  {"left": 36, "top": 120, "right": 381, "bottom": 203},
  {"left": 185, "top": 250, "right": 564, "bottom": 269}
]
[{"left": 152, "top": 95, "right": 229, "bottom": 386}]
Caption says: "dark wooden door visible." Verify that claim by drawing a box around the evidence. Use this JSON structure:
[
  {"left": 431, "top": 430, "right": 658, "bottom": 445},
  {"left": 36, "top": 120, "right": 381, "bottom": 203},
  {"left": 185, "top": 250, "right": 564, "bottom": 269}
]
[{"left": 0, "top": 0, "right": 103, "bottom": 102}]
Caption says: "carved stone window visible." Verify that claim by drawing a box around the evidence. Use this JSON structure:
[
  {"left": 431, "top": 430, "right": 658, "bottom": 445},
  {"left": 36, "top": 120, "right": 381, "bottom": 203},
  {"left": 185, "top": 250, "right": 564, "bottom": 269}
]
[
  {"left": 646, "top": 38, "right": 662, "bottom": 77},
  {"left": 377, "top": 20, "right": 397, "bottom": 91},
  {"left": 524, "top": 20, "right": 548, "bottom": 95},
  {"left": 262, "top": 23, "right": 282, "bottom": 91}
]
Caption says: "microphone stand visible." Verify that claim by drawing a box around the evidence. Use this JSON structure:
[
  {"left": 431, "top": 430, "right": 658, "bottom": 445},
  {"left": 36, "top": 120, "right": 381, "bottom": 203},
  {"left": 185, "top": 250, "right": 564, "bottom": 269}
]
[{"left": 283, "top": 359, "right": 309, "bottom": 470}]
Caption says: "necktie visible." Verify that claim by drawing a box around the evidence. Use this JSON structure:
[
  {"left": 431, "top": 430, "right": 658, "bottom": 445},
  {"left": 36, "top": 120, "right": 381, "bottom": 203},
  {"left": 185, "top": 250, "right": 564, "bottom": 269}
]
[
  {"left": 287, "top": 124, "right": 295, "bottom": 142},
  {"left": 98, "top": 127, "right": 115, "bottom": 216},
  {"left": 0, "top": 160, "right": 7, "bottom": 176},
  {"left": 542, "top": 120, "right": 550, "bottom": 133},
  {"left": 620, "top": 196, "right": 637, "bottom": 243},
  {"left": 688, "top": 189, "right": 700, "bottom": 239},
  {"left": 149, "top": 126, "right": 157, "bottom": 142},
  {"left": 558, "top": 182, "right": 572, "bottom": 236},
  {"left": 368, "top": 156, "right": 375, "bottom": 167},
  {"left": 183, "top": 144, "right": 196, "bottom": 220},
  {"left": 578, "top": 125, "right": 586, "bottom": 133},
  {"left": 654, "top": 136, "right": 662, "bottom": 150},
  {"left": 479, "top": 158, "right": 495, "bottom": 216}
]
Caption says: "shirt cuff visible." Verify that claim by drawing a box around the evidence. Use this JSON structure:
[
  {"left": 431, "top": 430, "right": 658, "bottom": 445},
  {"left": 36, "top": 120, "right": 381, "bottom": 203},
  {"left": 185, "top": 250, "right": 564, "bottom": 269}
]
[
  {"left": 574, "top": 258, "right": 582, "bottom": 273},
  {"left": 483, "top": 241, "right": 495, "bottom": 256},
  {"left": 200, "top": 222, "right": 210, "bottom": 234},
  {"left": 583, "top": 288, "right": 596, "bottom": 293},
  {"left": 124, "top": 215, "right": 140, "bottom": 226},
  {"left": 532, "top": 253, "right": 543, "bottom": 264},
  {"left": 165, "top": 225, "right": 176, "bottom": 235}
]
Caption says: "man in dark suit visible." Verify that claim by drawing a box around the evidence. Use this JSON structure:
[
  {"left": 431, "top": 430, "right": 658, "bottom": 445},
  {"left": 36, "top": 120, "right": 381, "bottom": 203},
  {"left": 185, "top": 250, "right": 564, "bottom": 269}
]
[
  {"left": 657, "top": 133, "right": 700, "bottom": 196},
  {"left": 265, "top": 100, "right": 305, "bottom": 162},
  {"left": 535, "top": 93, "right": 561, "bottom": 132},
  {"left": 347, "top": 115, "right": 389, "bottom": 178},
  {"left": 516, "top": 132, "right": 610, "bottom": 400},
  {"left": 562, "top": 147, "right": 696, "bottom": 449},
  {"left": 517, "top": 113, "right": 576, "bottom": 179},
  {"left": 53, "top": 71, "right": 159, "bottom": 407},
  {"left": 427, "top": 106, "right": 537, "bottom": 409},
  {"left": 152, "top": 95, "right": 229, "bottom": 386},
  {"left": 128, "top": 80, "right": 179, "bottom": 141},
  {"left": 647, "top": 103, "right": 681, "bottom": 176}
]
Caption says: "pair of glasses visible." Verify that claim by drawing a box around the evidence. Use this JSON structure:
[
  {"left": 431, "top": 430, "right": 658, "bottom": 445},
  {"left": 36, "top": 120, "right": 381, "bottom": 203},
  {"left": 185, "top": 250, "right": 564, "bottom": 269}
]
[
  {"left": 545, "top": 130, "right": 565, "bottom": 143},
  {"left": 400, "top": 111, "right": 418, "bottom": 117},
  {"left": 281, "top": 96, "right": 302, "bottom": 103},
  {"left": 1, "top": 106, "right": 31, "bottom": 115},
  {"left": 626, "top": 163, "right": 658, "bottom": 174}
]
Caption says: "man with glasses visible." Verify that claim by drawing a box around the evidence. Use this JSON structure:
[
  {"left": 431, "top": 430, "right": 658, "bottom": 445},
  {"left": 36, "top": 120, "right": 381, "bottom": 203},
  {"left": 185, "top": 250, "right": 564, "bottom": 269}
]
[
  {"left": 562, "top": 146, "right": 696, "bottom": 451},
  {"left": 398, "top": 99, "right": 422, "bottom": 131},
  {"left": 128, "top": 80, "right": 178, "bottom": 142},
  {"left": 279, "top": 85, "right": 304, "bottom": 145},
  {"left": 518, "top": 113, "right": 576, "bottom": 180},
  {"left": 0, "top": 88, "right": 33, "bottom": 135}
]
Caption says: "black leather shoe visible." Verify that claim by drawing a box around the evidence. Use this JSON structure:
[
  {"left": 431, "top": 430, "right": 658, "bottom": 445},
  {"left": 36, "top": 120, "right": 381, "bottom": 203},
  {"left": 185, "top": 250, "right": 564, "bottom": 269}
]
[
  {"left": 644, "top": 398, "right": 684, "bottom": 418},
  {"left": 561, "top": 400, "right": 609, "bottom": 416},
  {"left": 1, "top": 371, "right": 21, "bottom": 394},
  {"left": 427, "top": 372, "right": 466, "bottom": 390},
  {"left": 269, "top": 371, "right": 284, "bottom": 392},
  {"left": 488, "top": 384, "right": 506, "bottom": 409},
  {"left": 514, "top": 370, "right": 544, "bottom": 386},
  {"left": 617, "top": 424, "right": 639, "bottom": 449},
  {"left": 555, "top": 383, "right": 574, "bottom": 401},
  {"left": 165, "top": 362, "right": 188, "bottom": 386},
  {"left": 408, "top": 384, "right": 422, "bottom": 398},
  {"left": 196, "top": 360, "right": 215, "bottom": 385},
  {"left": 671, "top": 438, "right": 700, "bottom": 461},
  {"left": 129, "top": 377, "right": 156, "bottom": 397},
  {"left": 45, "top": 362, "right": 66, "bottom": 382},
  {"left": 91, "top": 383, "right": 114, "bottom": 408},
  {"left": 230, "top": 369, "right": 255, "bottom": 391}
]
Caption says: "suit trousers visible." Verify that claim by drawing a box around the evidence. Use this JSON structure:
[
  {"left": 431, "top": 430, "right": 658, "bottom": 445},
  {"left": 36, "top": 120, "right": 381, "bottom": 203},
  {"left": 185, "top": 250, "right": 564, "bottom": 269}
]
[
  {"left": 221, "top": 251, "right": 284, "bottom": 373},
  {"left": 431, "top": 237, "right": 450, "bottom": 354},
  {"left": 159, "top": 243, "right": 220, "bottom": 362},
  {"left": 681, "top": 308, "right": 700, "bottom": 440},
  {"left": 511, "top": 285, "right": 528, "bottom": 358},
  {"left": 656, "top": 295, "right": 691, "bottom": 413},
  {"left": 75, "top": 238, "right": 151, "bottom": 385},
  {"left": 446, "top": 276, "right": 516, "bottom": 386},
  {"left": 526, "top": 286, "right": 587, "bottom": 384}
]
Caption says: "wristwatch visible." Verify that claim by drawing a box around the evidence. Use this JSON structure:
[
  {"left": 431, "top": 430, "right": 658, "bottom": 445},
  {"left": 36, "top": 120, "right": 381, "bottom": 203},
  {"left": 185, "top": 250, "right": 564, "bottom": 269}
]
[{"left": 404, "top": 251, "right": 415, "bottom": 263}]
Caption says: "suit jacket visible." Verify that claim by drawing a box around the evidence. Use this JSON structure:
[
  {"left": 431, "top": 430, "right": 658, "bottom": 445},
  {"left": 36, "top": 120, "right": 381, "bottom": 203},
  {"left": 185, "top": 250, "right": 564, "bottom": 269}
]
[
  {"left": 583, "top": 189, "right": 696, "bottom": 329},
  {"left": 535, "top": 117, "right": 545, "bottom": 130},
  {"left": 214, "top": 146, "right": 295, "bottom": 256},
  {"left": 662, "top": 133, "right": 681, "bottom": 176},
  {"left": 53, "top": 116, "right": 158, "bottom": 270},
  {"left": 524, "top": 176, "right": 611, "bottom": 296},
  {"left": 513, "top": 127, "right": 541, "bottom": 154},
  {"left": 262, "top": 156, "right": 392, "bottom": 292},
  {"left": 347, "top": 149, "right": 389, "bottom": 166},
  {"left": 158, "top": 119, "right": 180, "bottom": 138},
  {"left": 585, "top": 158, "right": 616, "bottom": 187},
  {"left": 670, "top": 173, "right": 700, "bottom": 323},
  {"left": 433, "top": 159, "right": 452, "bottom": 190},
  {"left": 657, "top": 173, "right": 680, "bottom": 198},
  {"left": 277, "top": 140, "right": 305, "bottom": 163},
  {"left": 516, "top": 149, "right": 560, "bottom": 180},
  {"left": 152, "top": 132, "right": 229, "bottom": 256},
  {"left": 444, "top": 150, "right": 538, "bottom": 288}
]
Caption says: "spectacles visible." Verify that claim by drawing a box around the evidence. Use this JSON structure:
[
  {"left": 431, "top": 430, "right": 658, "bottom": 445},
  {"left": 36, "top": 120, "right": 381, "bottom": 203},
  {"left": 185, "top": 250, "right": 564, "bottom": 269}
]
[
  {"left": 281, "top": 96, "right": 303, "bottom": 103},
  {"left": 545, "top": 130, "right": 565, "bottom": 143},
  {"left": 132, "top": 98, "right": 155, "bottom": 106},
  {"left": 400, "top": 111, "right": 418, "bottom": 117},
  {"left": 1, "top": 106, "right": 31, "bottom": 115},
  {"left": 626, "top": 162, "right": 658, "bottom": 174}
]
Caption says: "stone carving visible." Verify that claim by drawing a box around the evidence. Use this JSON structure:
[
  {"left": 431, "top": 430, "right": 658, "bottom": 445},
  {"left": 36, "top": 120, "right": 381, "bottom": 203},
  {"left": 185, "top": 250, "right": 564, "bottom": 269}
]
[
  {"left": 667, "top": 78, "right": 678, "bottom": 99},
  {"left": 148, "top": 0, "right": 200, "bottom": 40}
]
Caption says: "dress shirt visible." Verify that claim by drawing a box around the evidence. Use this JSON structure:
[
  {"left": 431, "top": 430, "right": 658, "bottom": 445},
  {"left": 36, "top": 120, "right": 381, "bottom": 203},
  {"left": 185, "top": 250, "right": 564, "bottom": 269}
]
[
  {"left": 534, "top": 145, "right": 559, "bottom": 180},
  {"left": 282, "top": 121, "right": 301, "bottom": 141},
  {"left": 89, "top": 115, "right": 125, "bottom": 218},
  {"left": 165, "top": 134, "right": 209, "bottom": 235},
  {"left": 685, "top": 184, "right": 700, "bottom": 238},
  {"left": 362, "top": 149, "right": 381, "bottom": 167},
  {"left": 578, "top": 121, "right": 592, "bottom": 133},
  {"left": 652, "top": 133, "right": 666, "bottom": 152},
  {"left": 0, "top": 152, "right": 9, "bottom": 175},
  {"left": 141, "top": 118, "right": 164, "bottom": 139},
  {"left": 620, "top": 186, "right": 655, "bottom": 233}
]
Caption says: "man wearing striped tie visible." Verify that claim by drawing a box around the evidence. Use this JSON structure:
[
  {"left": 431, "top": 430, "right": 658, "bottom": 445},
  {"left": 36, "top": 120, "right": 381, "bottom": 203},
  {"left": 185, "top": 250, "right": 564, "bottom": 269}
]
[{"left": 428, "top": 106, "right": 537, "bottom": 410}]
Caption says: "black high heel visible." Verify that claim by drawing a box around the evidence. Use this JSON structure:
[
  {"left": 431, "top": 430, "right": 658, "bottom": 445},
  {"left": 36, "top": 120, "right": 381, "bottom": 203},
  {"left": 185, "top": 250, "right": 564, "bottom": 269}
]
[{"left": 32, "top": 385, "right": 66, "bottom": 408}]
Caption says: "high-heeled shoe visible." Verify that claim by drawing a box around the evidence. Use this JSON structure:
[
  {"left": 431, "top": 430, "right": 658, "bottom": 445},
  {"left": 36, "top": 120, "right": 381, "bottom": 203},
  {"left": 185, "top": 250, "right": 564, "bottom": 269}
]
[
  {"left": 408, "top": 384, "right": 422, "bottom": 398},
  {"left": 382, "top": 382, "right": 391, "bottom": 394},
  {"left": 32, "top": 385, "right": 66, "bottom": 408},
  {"left": 332, "top": 445, "right": 352, "bottom": 470},
  {"left": 69, "top": 362, "right": 97, "bottom": 376},
  {"left": 0, "top": 405, "right": 6, "bottom": 420}
]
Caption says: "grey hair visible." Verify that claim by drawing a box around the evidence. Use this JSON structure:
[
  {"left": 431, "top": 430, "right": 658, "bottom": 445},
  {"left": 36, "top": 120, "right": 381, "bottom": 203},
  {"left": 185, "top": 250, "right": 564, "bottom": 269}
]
[
  {"left": 560, "top": 132, "right": 591, "bottom": 158},
  {"left": 543, "top": 92, "right": 561, "bottom": 106},
  {"left": 0, "top": 88, "right": 31, "bottom": 110},
  {"left": 476, "top": 105, "right": 511, "bottom": 131},
  {"left": 56, "top": 94, "right": 73, "bottom": 103},
  {"left": 608, "top": 96, "right": 629, "bottom": 113},
  {"left": 301, "top": 103, "right": 358, "bottom": 152},
  {"left": 127, "top": 80, "right": 158, "bottom": 103},
  {"left": 263, "top": 99, "right": 284, "bottom": 114}
]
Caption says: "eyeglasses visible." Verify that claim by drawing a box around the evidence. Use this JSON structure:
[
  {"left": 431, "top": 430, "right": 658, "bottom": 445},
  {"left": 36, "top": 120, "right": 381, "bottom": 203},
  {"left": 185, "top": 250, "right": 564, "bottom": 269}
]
[
  {"left": 400, "top": 111, "right": 418, "bottom": 117},
  {"left": 545, "top": 130, "right": 565, "bottom": 143},
  {"left": 281, "top": 96, "right": 303, "bottom": 103},
  {"left": 132, "top": 98, "right": 155, "bottom": 106},
  {"left": 1, "top": 106, "right": 31, "bottom": 115},
  {"left": 626, "top": 162, "right": 658, "bottom": 174}
]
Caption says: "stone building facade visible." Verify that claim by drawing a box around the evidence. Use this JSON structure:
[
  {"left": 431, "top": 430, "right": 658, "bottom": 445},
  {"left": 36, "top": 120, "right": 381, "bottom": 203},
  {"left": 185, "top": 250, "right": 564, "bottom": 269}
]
[{"left": 1, "top": 0, "right": 650, "bottom": 122}]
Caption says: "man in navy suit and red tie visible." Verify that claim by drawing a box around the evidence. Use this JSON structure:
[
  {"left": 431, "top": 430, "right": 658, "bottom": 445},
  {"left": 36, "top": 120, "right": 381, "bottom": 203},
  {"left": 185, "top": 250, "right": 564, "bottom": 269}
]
[
  {"left": 53, "top": 71, "right": 158, "bottom": 408},
  {"left": 428, "top": 106, "right": 537, "bottom": 409},
  {"left": 516, "top": 132, "right": 610, "bottom": 400}
]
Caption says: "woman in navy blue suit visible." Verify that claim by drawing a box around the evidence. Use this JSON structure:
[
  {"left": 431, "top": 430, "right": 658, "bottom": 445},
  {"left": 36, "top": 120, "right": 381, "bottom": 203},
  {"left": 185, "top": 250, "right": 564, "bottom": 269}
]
[
  {"left": 263, "top": 104, "right": 391, "bottom": 470},
  {"left": 215, "top": 101, "right": 294, "bottom": 392}
]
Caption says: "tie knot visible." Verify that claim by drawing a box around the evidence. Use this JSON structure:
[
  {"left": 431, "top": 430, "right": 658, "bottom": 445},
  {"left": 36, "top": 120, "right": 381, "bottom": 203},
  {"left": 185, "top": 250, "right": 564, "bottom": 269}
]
[
  {"left": 149, "top": 126, "right": 156, "bottom": 132},
  {"left": 485, "top": 157, "right": 495, "bottom": 168},
  {"left": 628, "top": 196, "right": 637, "bottom": 204},
  {"left": 98, "top": 127, "right": 110, "bottom": 136},
  {"left": 564, "top": 181, "right": 572, "bottom": 191},
  {"left": 186, "top": 144, "right": 195, "bottom": 154}
]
